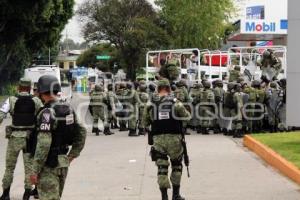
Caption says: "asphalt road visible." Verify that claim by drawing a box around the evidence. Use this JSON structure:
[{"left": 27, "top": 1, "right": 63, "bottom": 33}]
[{"left": 0, "top": 93, "right": 299, "bottom": 200}]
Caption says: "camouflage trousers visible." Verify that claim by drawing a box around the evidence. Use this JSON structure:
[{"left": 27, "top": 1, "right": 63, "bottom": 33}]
[
  {"left": 128, "top": 107, "right": 137, "bottom": 130},
  {"left": 92, "top": 107, "right": 108, "bottom": 129},
  {"left": 37, "top": 167, "right": 68, "bottom": 200},
  {"left": 153, "top": 134, "right": 183, "bottom": 189},
  {"left": 2, "top": 136, "right": 31, "bottom": 189}
]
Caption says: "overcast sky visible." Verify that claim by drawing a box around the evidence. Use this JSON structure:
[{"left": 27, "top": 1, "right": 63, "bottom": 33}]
[{"left": 62, "top": 0, "right": 156, "bottom": 43}]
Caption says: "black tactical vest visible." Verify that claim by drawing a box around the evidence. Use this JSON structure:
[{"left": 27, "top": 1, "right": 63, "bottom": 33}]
[
  {"left": 30, "top": 101, "right": 76, "bottom": 168},
  {"left": 151, "top": 97, "right": 182, "bottom": 136},
  {"left": 223, "top": 92, "right": 235, "bottom": 109},
  {"left": 12, "top": 95, "right": 36, "bottom": 128}
]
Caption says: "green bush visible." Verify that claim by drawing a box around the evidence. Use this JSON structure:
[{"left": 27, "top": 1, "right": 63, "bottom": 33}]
[{"left": 1, "top": 84, "right": 18, "bottom": 96}]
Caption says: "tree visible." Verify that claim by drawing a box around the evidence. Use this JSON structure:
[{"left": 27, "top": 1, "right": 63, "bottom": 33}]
[
  {"left": 0, "top": 0, "right": 74, "bottom": 91},
  {"left": 155, "top": 0, "right": 235, "bottom": 49},
  {"left": 76, "top": 44, "right": 118, "bottom": 71},
  {"left": 77, "top": 0, "right": 170, "bottom": 80}
]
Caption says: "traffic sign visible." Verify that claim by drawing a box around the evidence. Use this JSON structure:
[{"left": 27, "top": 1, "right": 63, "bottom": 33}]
[{"left": 96, "top": 55, "right": 111, "bottom": 60}]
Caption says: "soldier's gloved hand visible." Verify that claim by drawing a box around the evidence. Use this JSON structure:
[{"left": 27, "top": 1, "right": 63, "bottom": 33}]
[{"left": 30, "top": 174, "right": 38, "bottom": 185}]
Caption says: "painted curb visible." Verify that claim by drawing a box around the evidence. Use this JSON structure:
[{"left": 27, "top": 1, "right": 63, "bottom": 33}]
[{"left": 243, "top": 135, "right": 300, "bottom": 185}]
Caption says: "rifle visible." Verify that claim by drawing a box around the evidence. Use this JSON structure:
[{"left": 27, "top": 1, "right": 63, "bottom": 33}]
[{"left": 181, "top": 134, "right": 190, "bottom": 178}]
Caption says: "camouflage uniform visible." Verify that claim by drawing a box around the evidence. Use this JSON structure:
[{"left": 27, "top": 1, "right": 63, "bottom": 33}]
[
  {"left": 198, "top": 81, "right": 215, "bottom": 134},
  {"left": 126, "top": 83, "right": 139, "bottom": 136},
  {"left": 222, "top": 82, "right": 237, "bottom": 135},
  {"left": 174, "top": 80, "right": 191, "bottom": 135},
  {"left": 90, "top": 85, "right": 112, "bottom": 135},
  {"left": 258, "top": 50, "right": 282, "bottom": 81},
  {"left": 116, "top": 83, "right": 129, "bottom": 131},
  {"left": 265, "top": 82, "right": 280, "bottom": 132},
  {"left": 232, "top": 84, "right": 244, "bottom": 137},
  {"left": 188, "top": 83, "right": 202, "bottom": 130},
  {"left": 31, "top": 100, "right": 86, "bottom": 200},
  {"left": 229, "top": 66, "right": 241, "bottom": 82},
  {"left": 136, "top": 83, "right": 149, "bottom": 135},
  {"left": 212, "top": 80, "right": 225, "bottom": 133},
  {"left": 0, "top": 78, "right": 43, "bottom": 200},
  {"left": 143, "top": 79, "right": 191, "bottom": 200}
]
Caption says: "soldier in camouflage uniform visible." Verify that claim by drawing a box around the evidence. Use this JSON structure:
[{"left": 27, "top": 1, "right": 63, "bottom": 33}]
[
  {"left": 277, "top": 79, "right": 287, "bottom": 131},
  {"left": 232, "top": 83, "right": 245, "bottom": 138},
  {"left": 198, "top": 81, "right": 215, "bottom": 134},
  {"left": 229, "top": 66, "right": 242, "bottom": 82},
  {"left": 212, "top": 80, "right": 225, "bottom": 134},
  {"left": 222, "top": 82, "right": 237, "bottom": 135},
  {"left": 136, "top": 82, "right": 149, "bottom": 135},
  {"left": 265, "top": 82, "right": 280, "bottom": 132},
  {"left": 108, "top": 83, "right": 119, "bottom": 129},
  {"left": 0, "top": 78, "right": 43, "bottom": 200},
  {"left": 30, "top": 75, "right": 86, "bottom": 200},
  {"left": 174, "top": 80, "right": 192, "bottom": 135},
  {"left": 143, "top": 79, "right": 191, "bottom": 200},
  {"left": 188, "top": 83, "right": 202, "bottom": 130},
  {"left": 90, "top": 84, "right": 113, "bottom": 136},
  {"left": 116, "top": 83, "right": 129, "bottom": 131},
  {"left": 126, "top": 82, "right": 139, "bottom": 136},
  {"left": 258, "top": 50, "right": 282, "bottom": 82}
]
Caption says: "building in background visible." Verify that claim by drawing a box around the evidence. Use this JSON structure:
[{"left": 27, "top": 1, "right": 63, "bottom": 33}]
[
  {"left": 56, "top": 50, "right": 84, "bottom": 70},
  {"left": 229, "top": 0, "right": 288, "bottom": 45}
]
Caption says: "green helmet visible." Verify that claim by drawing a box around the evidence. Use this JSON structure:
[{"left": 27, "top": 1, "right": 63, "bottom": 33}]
[
  {"left": 263, "top": 50, "right": 271, "bottom": 58},
  {"left": 37, "top": 75, "right": 61, "bottom": 94},
  {"left": 234, "top": 66, "right": 241, "bottom": 71},
  {"left": 19, "top": 78, "right": 31, "bottom": 87},
  {"left": 176, "top": 80, "right": 186, "bottom": 88},
  {"left": 94, "top": 84, "right": 103, "bottom": 92},
  {"left": 203, "top": 81, "right": 211, "bottom": 89},
  {"left": 270, "top": 82, "right": 277, "bottom": 89},
  {"left": 157, "top": 79, "right": 170, "bottom": 88},
  {"left": 227, "top": 82, "right": 236, "bottom": 91},
  {"left": 237, "top": 77, "right": 245, "bottom": 83},
  {"left": 139, "top": 84, "right": 147, "bottom": 92}
]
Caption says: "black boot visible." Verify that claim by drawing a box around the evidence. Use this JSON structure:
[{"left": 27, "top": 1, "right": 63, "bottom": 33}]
[
  {"left": 160, "top": 188, "right": 169, "bottom": 200},
  {"left": 172, "top": 185, "right": 185, "bottom": 200},
  {"left": 138, "top": 128, "right": 146, "bottom": 136},
  {"left": 92, "top": 127, "right": 97, "bottom": 134},
  {"left": 119, "top": 125, "right": 128, "bottom": 132},
  {"left": 128, "top": 129, "right": 139, "bottom": 137},
  {"left": 95, "top": 128, "right": 100, "bottom": 136},
  {"left": 23, "top": 189, "right": 31, "bottom": 200},
  {"left": 104, "top": 127, "right": 112, "bottom": 136},
  {"left": 196, "top": 126, "right": 201, "bottom": 134},
  {"left": 0, "top": 187, "right": 10, "bottom": 200},
  {"left": 183, "top": 128, "right": 191, "bottom": 135}
]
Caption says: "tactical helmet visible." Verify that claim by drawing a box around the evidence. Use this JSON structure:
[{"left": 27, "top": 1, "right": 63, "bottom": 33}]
[
  {"left": 263, "top": 50, "right": 271, "bottom": 58},
  {"left": 176, "top": 80, "right": 186, "bottom": 88},
  {"left": 234, "top": 65, "right": 241, "bottom": 71},
  {"left": 94, "top": 84, "right": 103, "bottom": 92},
  {"left": 227, "top": 82, "right": 236, "bottom": 91},
  {"left": 148, "top": 83, "right": 156, "bottom": 92},
  {"left": 251, "top": 80, "right": 261, "bottom": 88},
  {"left": 157, "top": 79, "right": 170, "bottom": 88},
  {"left": 139, "top": 84, "right": 147, "bottom": 92},
  {"left": 19, "top": 78, "right": 31, "bottom": 88},
  {"left": 270, "top": 82, "right": 278, "bottom": 89},
  {"left": 237, "top": 77, "right": 245, "bottom": 83},
  {"left": 119, "top": 83, "right": 126, "bottom": 89},
  {"left": 203, "top": 81, "right": 211, "bottom": 89},
  {"left": 279, "top": 78, "right": 286, "bottom": 88},
  {"left": 37, "top": 75, "right": 61, "bottom": 94}
]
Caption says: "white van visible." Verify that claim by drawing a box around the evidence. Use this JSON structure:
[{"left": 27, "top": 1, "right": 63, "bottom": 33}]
[{"left": 24, "top": 65, "right": 61, "bottom": 84}]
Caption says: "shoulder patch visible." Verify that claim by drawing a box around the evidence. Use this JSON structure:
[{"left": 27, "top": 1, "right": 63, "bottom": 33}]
[{"left": 39, "top": 108, "right": 53, "bottom": 131}]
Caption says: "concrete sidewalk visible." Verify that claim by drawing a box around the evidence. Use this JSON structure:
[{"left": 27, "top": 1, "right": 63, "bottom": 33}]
[{"left": 1, "top": 122, "right": 299, "bottom": 199}]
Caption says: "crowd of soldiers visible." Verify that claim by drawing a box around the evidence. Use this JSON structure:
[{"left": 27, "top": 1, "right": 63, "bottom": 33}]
[{"left": 89, "top": 75, "right": 287, "bottom": 139}]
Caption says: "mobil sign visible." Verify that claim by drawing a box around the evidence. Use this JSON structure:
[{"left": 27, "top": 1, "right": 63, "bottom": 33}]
[
  {"left": 246, "top": 21, "right": 276, "bottom": 32},
  {"left": 241, "top": 20, "right": 287, "bottom": 34}
]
